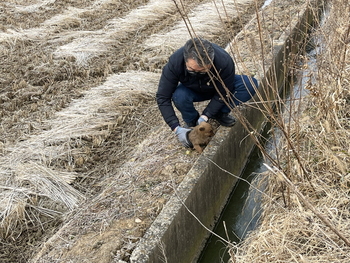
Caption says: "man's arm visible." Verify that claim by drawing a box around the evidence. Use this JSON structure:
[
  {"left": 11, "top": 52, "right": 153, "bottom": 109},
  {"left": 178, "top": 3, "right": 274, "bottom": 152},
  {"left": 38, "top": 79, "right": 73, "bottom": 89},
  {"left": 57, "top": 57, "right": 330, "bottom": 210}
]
[{"left": 156, "top": 62, "right": 180, "bottom": 130}]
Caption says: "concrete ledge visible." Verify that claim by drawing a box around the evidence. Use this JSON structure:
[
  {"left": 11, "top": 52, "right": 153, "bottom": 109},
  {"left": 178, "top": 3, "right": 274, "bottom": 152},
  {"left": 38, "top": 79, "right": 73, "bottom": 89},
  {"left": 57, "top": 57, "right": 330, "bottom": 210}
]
[{"left": 130, "top": 1, "right": 322, "bottom": 262}]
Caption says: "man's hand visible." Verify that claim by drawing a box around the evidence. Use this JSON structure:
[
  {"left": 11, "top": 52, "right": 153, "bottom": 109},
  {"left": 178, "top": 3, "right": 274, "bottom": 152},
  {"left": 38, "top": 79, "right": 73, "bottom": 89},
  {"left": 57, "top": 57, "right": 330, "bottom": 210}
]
[
  {"left": 197, "top": 115, "right": 208, "bottom": 125},
  {"left": 174, "top": 126, "right": 192, "bottom": 147}
]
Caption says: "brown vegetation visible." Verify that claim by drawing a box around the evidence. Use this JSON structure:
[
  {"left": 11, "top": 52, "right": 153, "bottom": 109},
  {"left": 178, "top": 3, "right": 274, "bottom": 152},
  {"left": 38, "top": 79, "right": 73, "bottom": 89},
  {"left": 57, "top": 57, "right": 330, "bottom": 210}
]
[
  {"left": 230, "top": 0, "right": 350, "bottom": 262},
  {"left": 3, "top": 0, "right": 343, "bottom": 262}
]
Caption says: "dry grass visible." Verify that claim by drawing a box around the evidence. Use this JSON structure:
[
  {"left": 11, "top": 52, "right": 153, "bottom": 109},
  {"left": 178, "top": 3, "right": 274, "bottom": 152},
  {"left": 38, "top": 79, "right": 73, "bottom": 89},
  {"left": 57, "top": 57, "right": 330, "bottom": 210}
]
[
  {"left": 2, "top": 0, "right": 341, "bottom": 262},
  {"left": 229, "top": 0, "right": 350, "bottom": 262},
  {"left": 0, "top": 71, "right": 158, "bottom": 239}
]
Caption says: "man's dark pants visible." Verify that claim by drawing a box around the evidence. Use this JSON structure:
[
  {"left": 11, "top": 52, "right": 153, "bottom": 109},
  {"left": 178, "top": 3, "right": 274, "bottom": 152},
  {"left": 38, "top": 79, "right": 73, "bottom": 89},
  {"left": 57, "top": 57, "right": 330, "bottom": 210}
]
[{"left": 172, "top": 75, "right": 258, "bottom": 124}]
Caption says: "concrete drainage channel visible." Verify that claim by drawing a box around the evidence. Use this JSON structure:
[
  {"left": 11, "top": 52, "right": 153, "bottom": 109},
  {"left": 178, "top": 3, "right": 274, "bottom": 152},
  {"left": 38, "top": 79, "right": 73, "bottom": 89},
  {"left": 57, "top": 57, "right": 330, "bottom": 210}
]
[{"left": 130, "top": 1, "right": 324, "bottom": 262}]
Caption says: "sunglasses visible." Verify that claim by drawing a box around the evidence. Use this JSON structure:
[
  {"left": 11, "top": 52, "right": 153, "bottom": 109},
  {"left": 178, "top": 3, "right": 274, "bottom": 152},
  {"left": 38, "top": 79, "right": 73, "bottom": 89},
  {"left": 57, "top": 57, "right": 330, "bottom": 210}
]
[{"left": 187, "top": 69, "right": 207, "bottom": 75}]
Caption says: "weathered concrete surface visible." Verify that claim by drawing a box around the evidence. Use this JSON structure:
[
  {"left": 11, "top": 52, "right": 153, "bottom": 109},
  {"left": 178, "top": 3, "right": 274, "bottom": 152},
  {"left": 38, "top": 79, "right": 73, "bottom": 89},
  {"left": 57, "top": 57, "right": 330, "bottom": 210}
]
[{"left": 130, "top": 1, "right": 323, "bottom": 262}]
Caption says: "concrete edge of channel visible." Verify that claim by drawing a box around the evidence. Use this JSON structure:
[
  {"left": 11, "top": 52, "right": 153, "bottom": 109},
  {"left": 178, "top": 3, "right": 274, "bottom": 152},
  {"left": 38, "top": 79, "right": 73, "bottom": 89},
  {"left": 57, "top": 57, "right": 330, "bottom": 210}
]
[{"left": 130, "top": 1, "right": 322, "bottom": 262}]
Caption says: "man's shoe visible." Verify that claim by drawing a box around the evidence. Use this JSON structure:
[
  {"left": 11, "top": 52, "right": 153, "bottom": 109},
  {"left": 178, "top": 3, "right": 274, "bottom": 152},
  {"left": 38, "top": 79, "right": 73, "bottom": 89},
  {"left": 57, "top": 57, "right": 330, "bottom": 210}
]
[
  {"left": 184, "top": 113, "right": 200, "bottom": 128},
  {"left": 184, "top": 120, "right": 197, "bottom": 128},
  {"left": 215, "top": 113, "right": 236, "bottom": 127}
]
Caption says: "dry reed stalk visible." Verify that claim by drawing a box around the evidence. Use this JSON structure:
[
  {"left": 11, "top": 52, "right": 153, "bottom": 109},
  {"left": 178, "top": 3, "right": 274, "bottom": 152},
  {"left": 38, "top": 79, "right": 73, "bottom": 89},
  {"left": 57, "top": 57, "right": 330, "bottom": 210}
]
[
  {"left": 229, "top": 0, "right": 350, "bottom": 262},
  {"left": 223, "top": 0, "right": 313, "bottom": 182},
  {"left": 265, "top": 163, "right": 350, "bottom": 247}
]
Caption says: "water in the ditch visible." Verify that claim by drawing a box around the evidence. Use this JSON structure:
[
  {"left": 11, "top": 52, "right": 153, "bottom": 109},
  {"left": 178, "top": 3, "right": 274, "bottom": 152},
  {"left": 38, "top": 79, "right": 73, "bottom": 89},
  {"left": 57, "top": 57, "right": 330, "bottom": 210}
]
[{"left": 197, "top": 128, "right": 269, "bottom": 263}]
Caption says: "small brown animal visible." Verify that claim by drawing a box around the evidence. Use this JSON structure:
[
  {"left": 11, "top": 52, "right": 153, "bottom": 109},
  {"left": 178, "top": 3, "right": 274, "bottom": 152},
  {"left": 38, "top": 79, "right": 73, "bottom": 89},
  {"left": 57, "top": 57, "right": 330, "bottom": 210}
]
[{"left": 188, "top": 122, "right": 215, "bottom": 153}]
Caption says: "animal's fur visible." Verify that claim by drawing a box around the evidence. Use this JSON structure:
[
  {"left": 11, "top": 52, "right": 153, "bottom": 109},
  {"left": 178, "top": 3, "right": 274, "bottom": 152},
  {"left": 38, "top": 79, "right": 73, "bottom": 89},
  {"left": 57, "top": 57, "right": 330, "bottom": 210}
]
[{"left": 188, "top": 122, "right": 215, "bottom": 153}]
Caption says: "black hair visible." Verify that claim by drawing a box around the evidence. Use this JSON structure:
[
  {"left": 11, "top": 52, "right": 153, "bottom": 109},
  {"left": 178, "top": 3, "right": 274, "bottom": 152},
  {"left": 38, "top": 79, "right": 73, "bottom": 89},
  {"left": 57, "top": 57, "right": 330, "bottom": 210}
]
[{"left": 183, "top": 37, "right": 214, "bottom": 67}]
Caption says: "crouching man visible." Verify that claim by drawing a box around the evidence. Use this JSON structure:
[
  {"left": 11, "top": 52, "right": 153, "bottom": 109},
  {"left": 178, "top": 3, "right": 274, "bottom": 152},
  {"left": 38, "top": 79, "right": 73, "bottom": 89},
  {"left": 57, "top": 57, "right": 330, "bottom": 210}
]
[{"left": 156, "top": 37, "right": 258, "bottom": 147}]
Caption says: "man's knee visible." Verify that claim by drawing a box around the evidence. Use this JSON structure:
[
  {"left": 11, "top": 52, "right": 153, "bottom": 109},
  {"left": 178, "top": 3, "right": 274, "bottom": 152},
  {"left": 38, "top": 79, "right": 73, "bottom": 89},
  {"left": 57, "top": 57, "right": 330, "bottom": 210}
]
[
  {"left": 235, "top": 75, "right": 258, "bottom": 94},
  {"left": 232, "top": 75, "right": 258, "bottom": 105}
]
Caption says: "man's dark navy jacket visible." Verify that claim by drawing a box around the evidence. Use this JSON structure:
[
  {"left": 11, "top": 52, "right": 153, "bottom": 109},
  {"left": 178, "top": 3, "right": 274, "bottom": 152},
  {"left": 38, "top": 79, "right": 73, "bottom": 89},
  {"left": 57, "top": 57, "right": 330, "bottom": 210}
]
[{"left": 156, "top": 43, "right": 236, "bottom": 130}]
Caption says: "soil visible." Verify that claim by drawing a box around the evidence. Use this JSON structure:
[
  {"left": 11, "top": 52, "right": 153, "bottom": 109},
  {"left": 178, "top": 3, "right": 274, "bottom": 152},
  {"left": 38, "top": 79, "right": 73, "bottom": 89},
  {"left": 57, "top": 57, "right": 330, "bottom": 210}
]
[{"left": 0, "top": 0, "right": 266, "bottom": 262}]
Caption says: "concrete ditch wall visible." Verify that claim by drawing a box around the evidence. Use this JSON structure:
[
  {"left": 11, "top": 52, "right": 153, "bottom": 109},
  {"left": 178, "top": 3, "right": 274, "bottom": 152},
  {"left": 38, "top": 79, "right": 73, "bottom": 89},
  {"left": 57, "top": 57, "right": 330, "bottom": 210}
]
[{"left": 130, "top": 1, "right": 323, "bottom": 262}]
